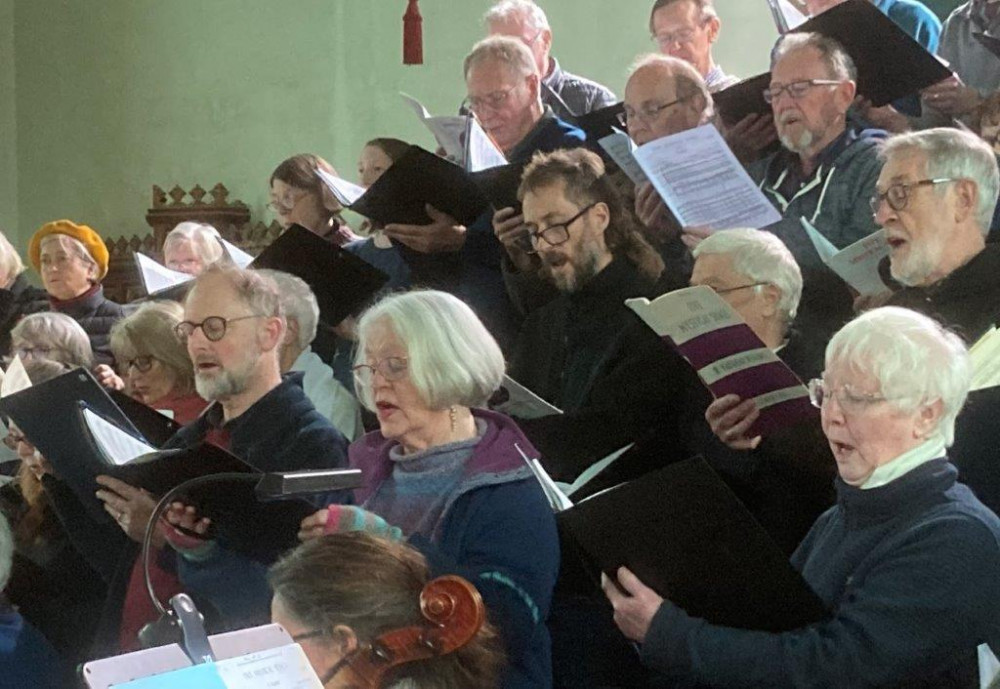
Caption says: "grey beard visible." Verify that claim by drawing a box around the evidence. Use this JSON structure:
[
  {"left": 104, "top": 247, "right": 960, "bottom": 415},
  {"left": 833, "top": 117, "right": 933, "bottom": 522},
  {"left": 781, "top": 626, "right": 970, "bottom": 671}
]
[
  {"left": 779, "top": 128, "right": 815, "bottom": 155},
  {"left": 551, "top": 243, "right": 605, "bottom": 294},
  {"left": 194, "top": 354, "right": 258, "bottom": 401}
]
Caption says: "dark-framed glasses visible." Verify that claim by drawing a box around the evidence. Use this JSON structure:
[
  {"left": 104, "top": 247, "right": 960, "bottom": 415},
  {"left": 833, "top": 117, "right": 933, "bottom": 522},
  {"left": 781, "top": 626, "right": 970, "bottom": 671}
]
[
  {"left": 524, "top": 203, "right": 597, "bottom": 254},
  {"left": 869, "top": 178, "right": 958, "bottom": 214},
  {"left": 123, "top": 355, "right": 155, "bottom": 374},
  {"left": 174, "top": 315, "right": 262, "bottom": 342},
  {"left": 762, "top": 79, "right": 843, "bottom": 104},
  {"left": 352, "top": 356, "right": 409, "bottom": 386},
  {"left": 807, "top": 378, "right": 888, "bottom": 412},
  {"left": 617, "top": 96, "right": 691, "bottom": 128}
]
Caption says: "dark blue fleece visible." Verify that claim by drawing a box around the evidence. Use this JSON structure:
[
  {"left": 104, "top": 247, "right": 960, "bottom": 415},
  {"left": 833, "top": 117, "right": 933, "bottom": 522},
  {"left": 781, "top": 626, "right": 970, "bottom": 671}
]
[{"left": 641, "top": 459, "right": 1000, "bottom": 688}]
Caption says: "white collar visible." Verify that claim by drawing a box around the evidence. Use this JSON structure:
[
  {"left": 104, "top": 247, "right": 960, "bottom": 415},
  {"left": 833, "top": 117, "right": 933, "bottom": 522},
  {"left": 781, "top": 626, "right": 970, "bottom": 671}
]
[{"left": 860, "top": 434, "right": 947, "bottom": 490}]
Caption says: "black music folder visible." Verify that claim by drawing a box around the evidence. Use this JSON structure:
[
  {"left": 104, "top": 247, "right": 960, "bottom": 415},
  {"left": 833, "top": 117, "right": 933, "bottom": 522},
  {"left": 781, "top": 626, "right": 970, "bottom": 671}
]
[
  {"left": 471, "top": 162, "right": 527, "bottom": 214},
  {"left": 108, "top": 388, "right": 182, "bottom": 447},
  {"left": 559, "top": 456, "right": 828, "bottom": 632},
  {"left": 344, "top": 145, "right": 490, "bottom": 227},
  {"left": 714, "top": 0, "right": 951, "bottom": 124},
  {"left": 251, "top": 224, "right": 389, "bottom": 326},
  {"left": 570, "top": 101, "right": 626, "bottom": 141}
]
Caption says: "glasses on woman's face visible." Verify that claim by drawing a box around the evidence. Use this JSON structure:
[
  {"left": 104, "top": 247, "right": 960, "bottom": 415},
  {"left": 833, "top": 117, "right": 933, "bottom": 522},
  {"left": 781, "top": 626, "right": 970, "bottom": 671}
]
[
  {"left": 11, "top": 346, "right": 52, "bottom": 361},
  {"left": 174, "top": 315, "right": 262, "bottom": 343},
  {"left": 352, "top": 356, "right": 409, "bottom": 386},
  {"left": 524, "top": 203, "right": 597, "bottom": 254},
  {"left": 808, "top": 378, "right": 889, "bottom": 412},
  {"left": 122, "top": 355, "right": 155, "bottom": 374},
  {"left": 267, "top": 191, "right": 307, "bottom": 215}
]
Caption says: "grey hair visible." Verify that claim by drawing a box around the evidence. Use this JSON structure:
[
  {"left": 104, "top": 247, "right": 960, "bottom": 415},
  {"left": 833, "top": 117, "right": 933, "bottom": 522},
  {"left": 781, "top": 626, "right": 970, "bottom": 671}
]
[
  {"left": 187, "top": 264, "right": 283, "bottom": 320},
  {"left": 692, "top": 229, "right": 803, "bottom": 324},
  {"left": 825, "top": 306, "right": 971, "bottom": 446},
  {"left": 255, "top": 269, "right": 318, "bottom": 350},
  {"left": 879, "top": 127, "right": 1000, "bottom": 233},
  {"left": 110, "top": 301, "right": 194, "bottom": 393},
  {"left": 354, "top": 290, "right": 505, "bottom": 412},
  {"left": 163, "top": 222, "right": 224, "bottom": 266},
  {"left": 0, "top": 513, "right": 11, "bottom": 591},
  {"left": 40, "top": 234, "right": 98, "bottom": 282},
  {"left": 463, "top": 35, "right": 539, "bottom": 79},
  {"left": 0, "top": 231, "right": 25, "bottom": 284},
  {"left": 628, "top": 53, "right": 715, "bottom": 120},
  {"left": 483, "top": 0, "right": 549, "bottom": 32},
  {"left": 649, "top": 0, "right": 719, "bottom": 35},
  {"left": 771, "top": 32, "right": 857, "bottom": 81},
  {"left": 11, "top": 311, "right": 95, "bottom": 368}
]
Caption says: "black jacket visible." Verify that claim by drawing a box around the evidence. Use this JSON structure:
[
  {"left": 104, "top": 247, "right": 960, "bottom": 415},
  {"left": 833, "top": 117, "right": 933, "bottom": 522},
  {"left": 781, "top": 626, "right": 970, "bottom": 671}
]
[
  {"left": 0, "top": 273, "right": 49, "bottom": 357},
  {"left": 888, "top": 243, "right": 1000, "bottom": 344},
  {"left": 50, "top": 284, "right": 129, "bottom": 366},
  {"left": 510, "top": 258, "right": 683, "bottom": 480}
]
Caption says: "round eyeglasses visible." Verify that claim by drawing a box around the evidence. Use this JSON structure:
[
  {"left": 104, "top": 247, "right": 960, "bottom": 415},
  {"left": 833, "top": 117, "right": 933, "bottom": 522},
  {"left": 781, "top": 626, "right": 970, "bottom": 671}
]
[
  {"left": 174, "top": 315, "right": 262, "bottom": 342},
  {"left": 352, "top": 357, "right": 409, "bottom": 386},
  {"left": 123, "top": 355, "right": 155, "bottom": 374},
  {"left": 869, "top": 178, "right": 957, "bottom": 214}
]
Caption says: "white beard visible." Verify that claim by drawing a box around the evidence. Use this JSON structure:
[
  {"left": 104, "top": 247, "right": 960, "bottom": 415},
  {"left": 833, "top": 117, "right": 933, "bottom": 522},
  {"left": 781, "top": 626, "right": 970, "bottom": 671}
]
[{"left": 194, "top": 352, "right": 259, "bottom": 401}]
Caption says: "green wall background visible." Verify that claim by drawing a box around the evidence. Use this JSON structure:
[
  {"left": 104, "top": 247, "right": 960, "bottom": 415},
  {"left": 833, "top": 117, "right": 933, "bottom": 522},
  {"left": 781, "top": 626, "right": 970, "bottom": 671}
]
[{"left": 4, "top": 0, "right": 950, "bottom": 251}]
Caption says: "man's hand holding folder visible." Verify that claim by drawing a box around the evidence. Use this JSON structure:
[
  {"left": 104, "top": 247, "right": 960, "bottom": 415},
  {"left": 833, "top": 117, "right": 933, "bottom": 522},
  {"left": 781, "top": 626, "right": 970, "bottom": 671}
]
[
  {"left": 602, "top": 567, "right": 664, "bottom": 644},
  {"left": 383, "top": 204, "right": 467, "bottom": 254}
]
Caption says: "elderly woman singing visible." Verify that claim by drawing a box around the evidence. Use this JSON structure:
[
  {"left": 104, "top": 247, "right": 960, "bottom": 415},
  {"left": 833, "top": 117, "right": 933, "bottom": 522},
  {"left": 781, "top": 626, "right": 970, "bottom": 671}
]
[
  {"left": 299, "top": 290, "right": 558, "bottom": 689},
  {"left": 605, "top": 306, "right": 1000, "bottom": 688}
]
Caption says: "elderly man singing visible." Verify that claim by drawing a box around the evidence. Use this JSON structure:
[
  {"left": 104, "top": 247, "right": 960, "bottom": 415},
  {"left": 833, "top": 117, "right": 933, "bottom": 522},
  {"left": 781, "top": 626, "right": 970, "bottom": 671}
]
[{"left": 606, "top": 306, "right": 1000, "bottom": 687}]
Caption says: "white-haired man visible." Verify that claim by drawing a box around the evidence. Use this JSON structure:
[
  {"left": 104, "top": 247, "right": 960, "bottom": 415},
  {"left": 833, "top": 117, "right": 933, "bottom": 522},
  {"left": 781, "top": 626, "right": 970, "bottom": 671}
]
[
  {"left": 385, "top": 36, "right": 585, "bottom": 351},
  {"left": 875, "top": 127, "right": 1000, "bottom": 344},
  {"left": 750, "top": 32, "right": 886, "bottom": 337},
  {"left": 162, "top": 265, "right": 349, "bottom": 630},
  {"left": 484, "top": 0, "right": 616, "bottom": 118},
  {"left": 258, "top": 269, "right": 362, "bottom": 441}
]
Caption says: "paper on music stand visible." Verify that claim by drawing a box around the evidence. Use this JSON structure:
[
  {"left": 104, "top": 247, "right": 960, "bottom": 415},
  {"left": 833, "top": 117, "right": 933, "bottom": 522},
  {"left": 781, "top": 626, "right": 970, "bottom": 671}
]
[
  {"left": 315, "top": 167, "right": 367, "bottom": 207},
  {"left": 82, "top": 407, "right": 158, "bottom": 466},
  {"left": 219, "top": 237, "right": 254, "bottom": 269},
  {"left": 0, "top": 355, "right": 31, "bottom": 398},
  {"left": 627, "top": 285, "right": 815, "bottom": 436},
  {"left": 515, "top": 443, "right": 573, "bottom": 512},
  {"left": 136, "top": 253, "right": 193, "bottom": 296},
  {"left": 766, "top": 0, "right": 807, "bottom": 33},
  {"left": 465, "top": 117, "right": 508, "bottom": 172},
  {"left": 598, "top": 128, "right": 649, "bottom": 185},
  {"left": 400, "top": 92, "right": 468, "bottom": 163},
  {"left": 495, "top": 375, "right": 562, "bottom": 419},
  {"left": 801, "top": 219, "right": 891, "bottom": 296},
  {"left": 632, "top": 124, "right": 782, "bottom": 231}
]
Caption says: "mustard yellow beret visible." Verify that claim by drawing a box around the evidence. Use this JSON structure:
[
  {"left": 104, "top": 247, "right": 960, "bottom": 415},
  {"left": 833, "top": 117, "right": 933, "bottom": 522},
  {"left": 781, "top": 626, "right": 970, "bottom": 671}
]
[{"left": 29, "top": 219, "right": 110, "bottom": 281}]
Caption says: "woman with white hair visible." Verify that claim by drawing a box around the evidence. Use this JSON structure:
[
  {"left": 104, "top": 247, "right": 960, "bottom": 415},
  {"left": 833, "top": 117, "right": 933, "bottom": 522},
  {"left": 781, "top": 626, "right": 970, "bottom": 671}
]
[
  {"left": 9, "top": 311, "right": 122, "bottom": 390},
  {"left": 298, "top": 290, "right": 558, "bottom": 689},
  {"left": 605, "top": 307, "right": 1000, "bottom": 687},
  {"left": 0, "top": 230, "right": 47, "bottom": 358},
  {"left": 27, "top": 220, "right": 128, "bottom": 366},
  {"left": 162, "top": 222, "right": 224, "bottom": 276}
]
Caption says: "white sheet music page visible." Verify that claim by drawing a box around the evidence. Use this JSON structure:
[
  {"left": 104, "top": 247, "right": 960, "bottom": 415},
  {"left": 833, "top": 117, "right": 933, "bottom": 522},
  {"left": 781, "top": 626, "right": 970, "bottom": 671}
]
[
  {"left": 315, "top": 167, "right": 366, "bottom": 207},
  {"left": 398, "top": 92, "right": 467, "bottom": 163},
  {"left": 1, "top": 355, "right": 32, "bottom": 398},
  {"left": 136, "top": 253, "right": 193, "bottom": 295},
  {"left": 83, "top": 407, "right": 157, "bottom": 466},
  {"left": 495, "top": 374, "right": 562, "bottom": 419},
  {"left": 598, "top": 128, "right": 649, "bottom": 185},
  {"left": 632, "top": 124, "right": 781, "bottom": 231},
  {"left": 466, "top": 118, "right": 507, "bottom": 172},
  {"left": 214, "top": 644, "right": 323, "bottom": 688},
  {"left": 801, "top": 219, "right": 891, "bottom": 296},
  {"left": 218, "top": 238, "right": 254, "bottom": 269}
]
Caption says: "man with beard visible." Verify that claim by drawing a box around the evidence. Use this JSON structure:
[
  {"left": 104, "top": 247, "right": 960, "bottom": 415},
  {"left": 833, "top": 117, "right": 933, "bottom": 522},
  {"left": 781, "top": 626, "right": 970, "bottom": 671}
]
[
  {"left": 750, "top": 32, "right": 886, "bottom": 338},
  {"left": 161, "top": 265, "right": 349, "bottom": 630},
  {"left": 876, "top": 127, "right": 1000, "bottom": 344},
  {"left": 506, "top": 148, "right": 680, "bottom": 480}
]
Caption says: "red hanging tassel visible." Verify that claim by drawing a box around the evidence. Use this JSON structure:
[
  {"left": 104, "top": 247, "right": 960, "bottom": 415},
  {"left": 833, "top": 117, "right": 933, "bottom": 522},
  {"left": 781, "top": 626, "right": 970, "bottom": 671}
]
[{"left": 403, "top": 0, "right": 423, "bottom": 65}]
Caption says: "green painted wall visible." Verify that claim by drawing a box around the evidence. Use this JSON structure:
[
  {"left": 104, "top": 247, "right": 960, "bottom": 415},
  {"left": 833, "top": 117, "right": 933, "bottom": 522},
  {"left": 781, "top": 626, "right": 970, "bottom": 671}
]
[
  {"left": 0, "top": 0, "right": 16, "bottom": 239},
  {"left": 10, "top": 0, "right": 778, "bottom": 250}
]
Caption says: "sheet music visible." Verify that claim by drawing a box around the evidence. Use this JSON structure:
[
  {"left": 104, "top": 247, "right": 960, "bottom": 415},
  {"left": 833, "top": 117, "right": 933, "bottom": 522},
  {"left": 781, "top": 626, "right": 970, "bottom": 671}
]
[
  {"left": 113, "top": 645, "right": 321, "bottom": 689},
  {"left": 1, "top": 355, "right": 32, "bottom": 397},
  {"left": 970, "top": 327, "right": 1000, "bottom": 391},
  {"left": 494, "top": 374, "right": 562, "bottom": 419},
  {"left": 766, "top": 0, "right": 807, "bottom": 33},
  {"left": 801, "top": 220, "right": 891, "bottom": 296},
  {"left": 566, "top": 443, "right": 635, "bottom": 497},
  {"left": 399, "top": 92, "right": 467, "bottom": 162},
  {"left": 465, "top": 117, "right": 507, "bottom": 172},
  {"left": 632, "top": 124, "right": 781, "bottom": 231},
  {"left": 315, "top": 167, "right": 366, "bottom": 207},
  {"left": 598, "top": 128, "right": 649, "bottom": 185},
  {"left": 82, "top": 407, "right": 157, "bottom": 467},
  {"left": 218, "top": 238, "right": 254, "bottom": 269},
  {"left": 136, "top": 253, "right": 193, "bottom": 295},
  {"left": 515, "top": 443, "right": 573, "bottom": 512}
]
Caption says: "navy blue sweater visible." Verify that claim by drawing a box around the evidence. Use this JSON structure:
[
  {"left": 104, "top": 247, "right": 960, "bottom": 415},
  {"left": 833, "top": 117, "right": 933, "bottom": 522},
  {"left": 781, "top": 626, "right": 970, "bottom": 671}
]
[{"left": 642, "top": 459, "right": 1000, "bottom": 688}]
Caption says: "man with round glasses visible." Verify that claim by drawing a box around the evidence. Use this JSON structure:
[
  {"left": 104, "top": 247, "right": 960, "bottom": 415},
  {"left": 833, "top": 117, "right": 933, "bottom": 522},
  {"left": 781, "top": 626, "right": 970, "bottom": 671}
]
[
  {"left": 749, "top": 31, "right": 886, "bottom": 339},
  {"left": 160, "top": 264, "right": 349, "bottom": 631},
  {"left": 875, "top": 127, "right": 1000, "bottom": 344}
]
